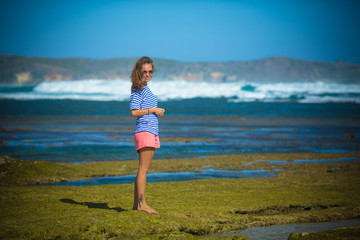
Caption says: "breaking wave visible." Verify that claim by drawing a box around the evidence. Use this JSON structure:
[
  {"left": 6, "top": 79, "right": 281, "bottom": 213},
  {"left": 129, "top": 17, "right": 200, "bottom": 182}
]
[{"left": 0, "top": 79, "right": 360, "bottom": 103}]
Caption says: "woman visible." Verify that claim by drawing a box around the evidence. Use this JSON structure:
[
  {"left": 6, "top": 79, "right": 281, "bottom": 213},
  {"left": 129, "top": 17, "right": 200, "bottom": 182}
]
[{"left": 129, "top": 56, "right": 165, "bottom": 214}]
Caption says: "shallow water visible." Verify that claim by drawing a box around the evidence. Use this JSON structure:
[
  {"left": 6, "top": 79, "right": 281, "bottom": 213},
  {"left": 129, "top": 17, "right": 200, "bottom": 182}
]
[
  {"left": 1, "top": 99, "right": 360, "bottom": 163},
  {"left": 40, "top": 169, "right": 277, "bottom": 186},
  {"left": 1, "top": 116, "right": 360, "bottom": 163},
  {"left": 215, "top": 219, "right": 360, "bottom": 240}
]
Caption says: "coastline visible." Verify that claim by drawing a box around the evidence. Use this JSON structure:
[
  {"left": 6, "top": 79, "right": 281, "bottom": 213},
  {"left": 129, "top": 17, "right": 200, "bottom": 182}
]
[{"left": 1, "top": 98, "right": 360, "bottom": 238}]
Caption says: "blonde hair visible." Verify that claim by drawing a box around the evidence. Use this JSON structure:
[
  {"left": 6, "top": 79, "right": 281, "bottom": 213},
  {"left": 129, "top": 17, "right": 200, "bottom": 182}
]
[{"left": 130, "top": 56, "right": 155, "bottom": 91}]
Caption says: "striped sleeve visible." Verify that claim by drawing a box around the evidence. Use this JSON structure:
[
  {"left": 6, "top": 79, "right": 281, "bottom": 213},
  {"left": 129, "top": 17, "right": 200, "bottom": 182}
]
[{"left": 130, "top": 91, "right": 141, "bottom": 110}]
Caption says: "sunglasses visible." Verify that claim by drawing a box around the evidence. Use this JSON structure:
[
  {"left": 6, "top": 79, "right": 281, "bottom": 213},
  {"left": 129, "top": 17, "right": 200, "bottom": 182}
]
[{"left": 142, "top": 70, "right": 154, "bottom": 74}]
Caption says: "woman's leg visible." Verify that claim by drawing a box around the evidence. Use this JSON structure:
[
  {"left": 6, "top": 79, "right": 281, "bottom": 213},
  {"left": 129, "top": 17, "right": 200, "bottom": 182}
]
[{"left": 133, "top": 147, "right": 158, "bottom": 214}]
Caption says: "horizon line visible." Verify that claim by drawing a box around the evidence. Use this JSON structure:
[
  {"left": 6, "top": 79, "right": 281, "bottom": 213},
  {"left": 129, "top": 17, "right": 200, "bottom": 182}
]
[{"left": 0, "top": 54, "right": 358, "bottom": 65}]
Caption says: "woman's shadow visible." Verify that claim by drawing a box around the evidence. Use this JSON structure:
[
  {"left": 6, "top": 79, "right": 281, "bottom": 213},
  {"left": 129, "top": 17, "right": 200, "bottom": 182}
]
[{"left": 60, "top": 198, "right": 127, "bottom": 212}]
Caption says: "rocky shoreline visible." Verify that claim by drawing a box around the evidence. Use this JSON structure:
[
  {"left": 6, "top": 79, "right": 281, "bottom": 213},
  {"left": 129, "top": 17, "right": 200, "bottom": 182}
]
[{"left": 1, "top": 152, "right": 359, "bottom": 239}]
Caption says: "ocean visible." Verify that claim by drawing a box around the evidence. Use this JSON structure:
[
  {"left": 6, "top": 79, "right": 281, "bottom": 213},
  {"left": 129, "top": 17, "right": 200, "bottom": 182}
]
[{"left": 0, "top": 79, "right": 359, "bottom": 163}]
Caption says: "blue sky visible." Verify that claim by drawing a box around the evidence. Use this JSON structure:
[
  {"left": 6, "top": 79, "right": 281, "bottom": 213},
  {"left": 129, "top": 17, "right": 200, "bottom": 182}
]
[{"left": 1, "top": 0, "right": 360, "bottom": 63}]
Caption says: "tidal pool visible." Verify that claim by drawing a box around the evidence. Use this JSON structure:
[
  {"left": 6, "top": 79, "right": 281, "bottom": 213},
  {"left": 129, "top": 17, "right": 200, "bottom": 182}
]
[
  {"left": 42, "top": 169, "right": 277, "bottom": 186},
  {"left": 214, "top": 219, "right": 360, "bottom": 240}
]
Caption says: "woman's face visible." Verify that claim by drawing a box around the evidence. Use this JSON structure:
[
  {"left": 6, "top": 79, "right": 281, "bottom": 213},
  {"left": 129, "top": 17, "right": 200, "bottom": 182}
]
[{"left": 141, "top": 63, "right": 153, "bottom": 82}]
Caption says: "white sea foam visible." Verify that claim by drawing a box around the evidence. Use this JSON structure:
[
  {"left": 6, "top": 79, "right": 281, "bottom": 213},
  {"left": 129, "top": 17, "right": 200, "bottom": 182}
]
[{"left": 0, "top": 79, "right": 360, "bottom": 103}]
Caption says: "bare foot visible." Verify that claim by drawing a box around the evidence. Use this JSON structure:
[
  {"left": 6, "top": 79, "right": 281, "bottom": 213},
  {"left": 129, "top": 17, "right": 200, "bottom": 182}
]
[{"left": 137, "top": 205, "right": 158, "bottom": 214}]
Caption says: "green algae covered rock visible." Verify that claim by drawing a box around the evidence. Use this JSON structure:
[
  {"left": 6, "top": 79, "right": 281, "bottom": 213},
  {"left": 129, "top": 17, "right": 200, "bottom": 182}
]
[{"left": 288, "top": 232, "right": 309, "bottom": 240}]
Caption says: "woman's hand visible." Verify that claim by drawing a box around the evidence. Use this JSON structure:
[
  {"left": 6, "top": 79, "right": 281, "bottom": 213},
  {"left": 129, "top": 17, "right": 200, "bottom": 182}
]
[{"left": 151, "top": 107, "right": 165, "bottom": 117}]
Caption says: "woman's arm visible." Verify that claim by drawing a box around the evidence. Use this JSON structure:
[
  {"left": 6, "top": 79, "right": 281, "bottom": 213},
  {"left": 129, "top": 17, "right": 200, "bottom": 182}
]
[{"left": 130, "top": 107, "right": 165, "bottom": 117}]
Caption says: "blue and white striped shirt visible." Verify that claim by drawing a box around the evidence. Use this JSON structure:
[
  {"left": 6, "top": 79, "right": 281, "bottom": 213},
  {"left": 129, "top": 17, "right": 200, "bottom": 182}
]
[{"left": 130, "top": 85, "right": 159, "bottom": 136}]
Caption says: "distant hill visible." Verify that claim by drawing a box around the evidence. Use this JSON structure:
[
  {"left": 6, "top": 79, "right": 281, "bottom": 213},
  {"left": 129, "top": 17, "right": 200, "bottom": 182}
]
[{"left": 1, "top": 55, "right": 360, "bottom": 84}]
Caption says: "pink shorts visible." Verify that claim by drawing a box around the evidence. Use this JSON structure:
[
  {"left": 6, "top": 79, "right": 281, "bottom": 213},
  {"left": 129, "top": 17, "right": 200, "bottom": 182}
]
[{"left": 134, "top": 132, "right": 160, "bottom": 151}]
